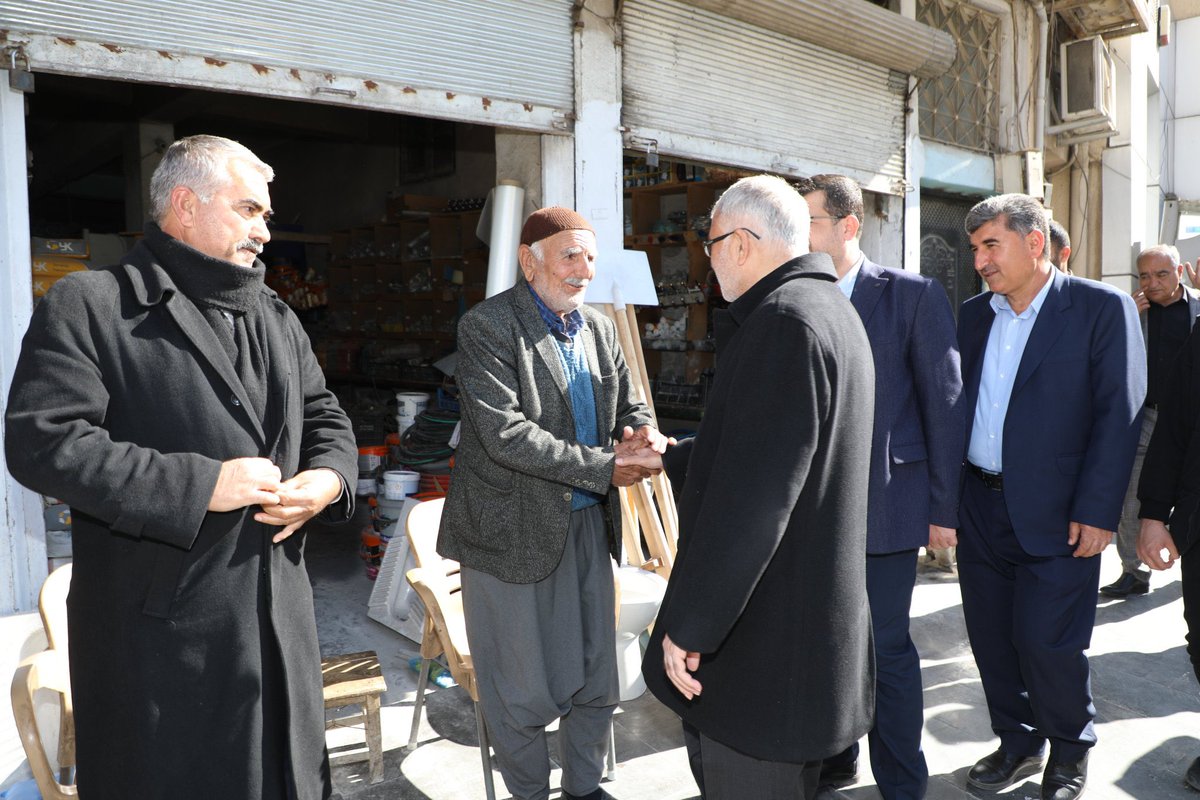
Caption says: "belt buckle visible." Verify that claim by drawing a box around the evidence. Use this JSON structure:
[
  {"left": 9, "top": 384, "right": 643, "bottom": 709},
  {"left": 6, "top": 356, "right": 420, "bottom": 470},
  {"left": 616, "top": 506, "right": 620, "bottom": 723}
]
[{"left": 972, "top": 464, "right": 1003, "bottom": 491}]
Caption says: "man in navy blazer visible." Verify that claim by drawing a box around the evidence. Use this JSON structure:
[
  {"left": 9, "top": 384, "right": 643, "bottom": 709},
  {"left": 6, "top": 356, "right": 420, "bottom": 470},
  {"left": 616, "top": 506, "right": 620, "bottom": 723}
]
[
  {"left": 799, "top": 175, "right": 964, "bottom": 799},
  {"left": 957, "top": 194, "right": 1145, "bottom": 800}
]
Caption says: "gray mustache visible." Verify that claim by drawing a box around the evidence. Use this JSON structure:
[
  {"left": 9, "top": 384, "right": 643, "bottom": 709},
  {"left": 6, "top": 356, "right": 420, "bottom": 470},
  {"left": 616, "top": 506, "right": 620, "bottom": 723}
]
[{"left": 237, "top": 239, "right": 264, "bottom": 255}]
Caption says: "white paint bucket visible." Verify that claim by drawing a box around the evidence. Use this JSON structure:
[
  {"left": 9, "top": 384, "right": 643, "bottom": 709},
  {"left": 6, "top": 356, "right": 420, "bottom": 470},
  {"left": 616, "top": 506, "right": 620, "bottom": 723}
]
[
  {"left": 382, "top": 470, "right": 421, "bottom": 500},
  {"left": 395, "top": 391, "right": 431, "bottom": 436}
]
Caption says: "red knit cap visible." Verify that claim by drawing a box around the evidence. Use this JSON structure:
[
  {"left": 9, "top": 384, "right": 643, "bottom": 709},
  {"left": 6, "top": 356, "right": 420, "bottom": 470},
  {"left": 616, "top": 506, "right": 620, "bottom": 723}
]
[{"left": 520, "top": 206, "right": 595, "bottom": 246}]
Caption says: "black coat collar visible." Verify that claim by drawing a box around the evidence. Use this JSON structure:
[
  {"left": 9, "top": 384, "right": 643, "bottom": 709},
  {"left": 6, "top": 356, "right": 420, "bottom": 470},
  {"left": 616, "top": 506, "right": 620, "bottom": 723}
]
[{"left": 727, "top": 253, "right": 837, "bottom": 326}]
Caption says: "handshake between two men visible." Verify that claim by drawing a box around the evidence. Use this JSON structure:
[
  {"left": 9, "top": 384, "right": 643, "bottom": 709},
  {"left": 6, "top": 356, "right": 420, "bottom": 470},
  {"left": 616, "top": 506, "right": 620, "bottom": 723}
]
[{"left": 612, "top": 424, "right": 676, "bottom": 487}]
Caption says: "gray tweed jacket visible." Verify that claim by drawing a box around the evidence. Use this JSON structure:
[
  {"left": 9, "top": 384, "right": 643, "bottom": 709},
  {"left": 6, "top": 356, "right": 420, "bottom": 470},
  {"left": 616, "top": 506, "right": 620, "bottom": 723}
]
[{"left": 437, "top": 278, "right": 655, "bottom": 583}]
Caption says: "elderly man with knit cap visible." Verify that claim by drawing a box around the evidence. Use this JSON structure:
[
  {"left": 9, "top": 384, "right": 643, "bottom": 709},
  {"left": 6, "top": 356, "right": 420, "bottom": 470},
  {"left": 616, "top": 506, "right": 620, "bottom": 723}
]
[{"left": 438, "top": 206, "right": 670, "bottom": 800}]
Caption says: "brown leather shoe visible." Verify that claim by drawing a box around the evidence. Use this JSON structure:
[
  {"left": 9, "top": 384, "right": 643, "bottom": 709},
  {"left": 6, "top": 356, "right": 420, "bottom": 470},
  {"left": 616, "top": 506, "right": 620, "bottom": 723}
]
[{"left": 967, "top": 748, "right": 1045, "bottom": 791}]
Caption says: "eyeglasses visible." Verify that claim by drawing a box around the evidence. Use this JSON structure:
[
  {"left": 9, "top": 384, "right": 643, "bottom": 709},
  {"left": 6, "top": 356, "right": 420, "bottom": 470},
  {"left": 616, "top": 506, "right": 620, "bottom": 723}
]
[
  {"left": 702, "top": 227, "right": 761, "bottom": 257},
  {"left": 809, "top": 215, "right": 846, "bottom": 223}
]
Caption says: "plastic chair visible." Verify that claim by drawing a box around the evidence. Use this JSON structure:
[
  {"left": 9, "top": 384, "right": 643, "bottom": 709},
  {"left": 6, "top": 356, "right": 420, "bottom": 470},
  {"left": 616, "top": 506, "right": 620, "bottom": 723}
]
[
  {"left": 38, "top": 562, "right": 71, "bottom": 652},
  {"left": 10, "top": 649, "right": 77, "bottom": 799},
  {"left": 403, "top": 497, "right": 616, "bottom": 799},
  {"left": 36, "top": 563, "right": 75, "bottom": 787},
  {"left": 404, "top": 496, "right": 446, "bottom": 569},
  {"left": 405, "top": 564, "right": 497, "bottom": 799}
]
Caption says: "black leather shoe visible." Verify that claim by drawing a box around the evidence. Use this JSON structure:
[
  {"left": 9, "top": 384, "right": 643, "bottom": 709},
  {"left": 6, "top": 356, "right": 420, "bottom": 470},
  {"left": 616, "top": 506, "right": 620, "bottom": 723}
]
[
  {"left": 818, "top": 758, "right": 858, "bottom": 788},
  {"left": 1041, "top": 754, "right": 1087, "bottom": 800},
  {"left": 561, "top": 789, "right": 613, "bottom": 800},
  {"left": 1099, "top": 571, "right": 1150, "bottom": 598},
  {"left": 966, "top": 748, "right": 1045, "bottom": 791},
  {"left": 1186, "top": 755, "right": 1200, "bottom": 792}
]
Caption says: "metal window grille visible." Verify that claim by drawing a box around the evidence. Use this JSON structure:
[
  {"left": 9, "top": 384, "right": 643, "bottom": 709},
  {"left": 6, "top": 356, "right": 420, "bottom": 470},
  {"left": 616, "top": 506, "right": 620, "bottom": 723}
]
[
  {"left": 917, "top": 0, "right": 1000, "bottom": 152},
  {"left": 919, "top": 193, "right": 983, "bottom": 316}
]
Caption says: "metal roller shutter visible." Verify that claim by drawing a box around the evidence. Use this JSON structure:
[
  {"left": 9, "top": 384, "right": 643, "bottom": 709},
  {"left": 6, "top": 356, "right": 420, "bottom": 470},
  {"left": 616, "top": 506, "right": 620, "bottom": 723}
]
[
  {"left": 0, "top": 0, "right": 575, "bottom": 131},
  {"left": 621, "top": 0, "right": 909, "bottom": 194}
]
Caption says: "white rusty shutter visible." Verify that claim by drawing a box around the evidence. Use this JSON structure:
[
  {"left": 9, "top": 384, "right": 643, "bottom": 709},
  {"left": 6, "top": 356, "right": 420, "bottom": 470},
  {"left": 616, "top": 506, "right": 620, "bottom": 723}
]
[
  {"left": 0, "top": 0, "right": 575, "bottom": 131},
  {"left": 621, "top": 0, "right": 908, "bottom": 194}
]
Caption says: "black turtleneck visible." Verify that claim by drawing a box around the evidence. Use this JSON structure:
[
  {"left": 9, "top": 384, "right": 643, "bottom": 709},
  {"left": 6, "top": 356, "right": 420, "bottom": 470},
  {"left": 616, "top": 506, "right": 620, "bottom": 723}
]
[{"left": 143, "top": 222, "right": 272, "bottom": 424}]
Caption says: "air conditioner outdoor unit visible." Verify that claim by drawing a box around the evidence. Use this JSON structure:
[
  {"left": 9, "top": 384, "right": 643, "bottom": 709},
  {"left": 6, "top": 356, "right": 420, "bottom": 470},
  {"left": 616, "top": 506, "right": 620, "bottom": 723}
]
[{"left": 1060, "top": 36, "right": 1116, "bottom": 124}]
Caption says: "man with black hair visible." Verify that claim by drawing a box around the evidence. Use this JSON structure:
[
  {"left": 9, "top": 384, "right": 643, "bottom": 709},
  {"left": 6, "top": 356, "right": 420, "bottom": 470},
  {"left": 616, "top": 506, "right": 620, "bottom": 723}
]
[{"left": 799, "top": 173, "right": 964, "bottom": 800}]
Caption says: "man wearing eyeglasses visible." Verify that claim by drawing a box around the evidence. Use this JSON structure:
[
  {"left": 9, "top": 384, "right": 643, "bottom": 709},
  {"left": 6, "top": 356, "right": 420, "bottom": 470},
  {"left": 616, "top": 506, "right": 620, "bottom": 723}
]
[
  {"left": 796, "top": 174, "right": 964, "bottom": 800},
  {"left": 643, "top": 175, "right": 876, "bottom": 799}
]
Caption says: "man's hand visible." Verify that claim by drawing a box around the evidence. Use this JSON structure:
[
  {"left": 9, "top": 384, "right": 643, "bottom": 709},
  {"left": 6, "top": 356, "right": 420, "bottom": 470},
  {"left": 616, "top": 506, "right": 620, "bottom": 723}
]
[
  {"left": 1068, "top": 521, "right": 1112, "bottom": 558},
  {"left": 255, "top": 468, "right": 343, "bottom": 543},
  {"left": 621, "top": 425, "right": 676, "bottom": 454},
  {"left": 209, "top": 457, "right": 282, "bottom": 512},
  {"left": 928, "top": 524, "right": 958, "bottom": 550},
  {"left": 1132, "top": 289, "right": 1150, "bottom": 313},
  {"left": 1186, "top": 260, "right": 1198, "bottom": 289},
  {"left": 1137, "top": 518, "right": 1180, "bottom": 570},
  {"left": 662, "top": 632, "right": 703, "bottom": 700},
  {"left": 611, "top": 441, "right": 663, "bottom": 487}
]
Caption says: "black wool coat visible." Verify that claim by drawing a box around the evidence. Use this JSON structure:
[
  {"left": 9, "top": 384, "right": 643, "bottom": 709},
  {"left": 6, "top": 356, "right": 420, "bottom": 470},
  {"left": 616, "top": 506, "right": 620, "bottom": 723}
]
[
  {"left": 643, "top": 255, "right": 877, "bottom": 763},
  {"left": 4, "top": 237, "right": 358, "bottom": 800},
  {"left": 1139, "top": 322, "right": 1200, "bottom": 556}
]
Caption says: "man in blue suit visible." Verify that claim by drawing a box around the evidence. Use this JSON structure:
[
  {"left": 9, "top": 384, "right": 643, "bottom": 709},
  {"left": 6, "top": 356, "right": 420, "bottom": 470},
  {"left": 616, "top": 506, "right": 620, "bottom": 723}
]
[
  {"left": 957, "top": 194, "right": 1145, "bottom": 800},
  {"left": 799, "top": 174, "right": 965, "bottom": 800}
]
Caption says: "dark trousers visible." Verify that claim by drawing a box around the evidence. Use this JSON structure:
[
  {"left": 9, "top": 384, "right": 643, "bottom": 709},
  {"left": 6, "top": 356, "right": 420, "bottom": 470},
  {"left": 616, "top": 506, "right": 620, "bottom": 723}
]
[
  {"left": 826, "top": 549, "right": 928, "bottom": 799},
  {"left": 957, "top": 471, "right": 1101, "bottom": 764},
  {"left": 1183, "top": 549, "right": 1200, "bottom": 684},
  {"left": 684, "top": 722, "right": 821, "bottom": 800}
]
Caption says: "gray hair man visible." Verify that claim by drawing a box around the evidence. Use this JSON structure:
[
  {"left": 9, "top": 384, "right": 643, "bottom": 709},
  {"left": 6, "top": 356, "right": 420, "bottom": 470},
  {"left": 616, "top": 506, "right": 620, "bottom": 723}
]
[
  {"left": 437, "top": 205, "right": 670, "bottom": 800},
  {"left": 643, "top": 175, "right": 876, "bottom": 799},
  {"left": 957, "top": 193, "right": 1144, "bottom": 800},
  {"left": 5, "top": 134, "right": 359, "bottom": 800},
  {"left": 1103, "top": 244, "right": 1200, "bottom": 599}
]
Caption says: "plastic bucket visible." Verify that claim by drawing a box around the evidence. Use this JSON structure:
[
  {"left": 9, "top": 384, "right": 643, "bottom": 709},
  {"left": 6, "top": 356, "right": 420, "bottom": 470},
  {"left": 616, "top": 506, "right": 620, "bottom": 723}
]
[
  {"left": 396, "top": 391, "right": 431, "bottom": 436},
  {"left": 357, "top": 445, "right": 388, "bottom": 474},
  {"left": 381, "top": 469, "right": 421, "bottom": 500}
]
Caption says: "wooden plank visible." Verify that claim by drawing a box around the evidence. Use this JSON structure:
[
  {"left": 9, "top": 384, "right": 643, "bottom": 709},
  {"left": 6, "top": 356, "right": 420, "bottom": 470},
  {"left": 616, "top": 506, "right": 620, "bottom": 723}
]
[{"left": 631, "top": 480, "right": 673, "bottom": 577}]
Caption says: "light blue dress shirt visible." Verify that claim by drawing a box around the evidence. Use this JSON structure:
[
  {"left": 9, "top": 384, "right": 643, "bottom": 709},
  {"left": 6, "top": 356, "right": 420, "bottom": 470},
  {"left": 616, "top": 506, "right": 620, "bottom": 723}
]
[
  {"left": 836, "top": 253, "right": 865, "bottom": 300},
  {"left": 967, "top": 273, "right": 1056, "bottom": 472}
]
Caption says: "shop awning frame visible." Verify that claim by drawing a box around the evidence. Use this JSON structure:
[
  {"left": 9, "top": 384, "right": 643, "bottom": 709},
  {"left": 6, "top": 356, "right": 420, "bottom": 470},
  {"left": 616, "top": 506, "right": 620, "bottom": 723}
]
[{"left": 681, "top": 0, "right": 957, "bottom": 80}]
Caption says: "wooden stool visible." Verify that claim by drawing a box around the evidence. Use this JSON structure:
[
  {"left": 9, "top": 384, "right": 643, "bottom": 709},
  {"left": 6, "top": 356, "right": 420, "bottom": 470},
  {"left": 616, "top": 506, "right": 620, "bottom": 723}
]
[{"left": 322, "top": 650, "right": 387, "bottom": 784}]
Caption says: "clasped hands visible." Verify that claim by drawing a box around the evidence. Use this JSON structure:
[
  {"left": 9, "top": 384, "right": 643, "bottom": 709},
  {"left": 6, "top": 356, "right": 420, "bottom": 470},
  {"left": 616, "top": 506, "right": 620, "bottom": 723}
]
[
  {"left": 611, "top": 425, "right": 675, "bottom": 487},
  {"left": 208, "top": 457, "right": 342, "bottom": 543}
]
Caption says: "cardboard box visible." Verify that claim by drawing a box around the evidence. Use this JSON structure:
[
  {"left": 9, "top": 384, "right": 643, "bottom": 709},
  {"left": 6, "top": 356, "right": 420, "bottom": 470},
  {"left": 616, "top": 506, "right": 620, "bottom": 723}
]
[
  {"left": 32, "top": 237, "right": 89, "bottom": 259},
  {"left": 32, "top": 256, "right": 89, "bottom": 277},
  {"left": 43, "top": 503, "right": 71, "bottom": 531},
  {"left": 46, "top": 530, "right": 72, "bottom": 558},
  {"left": 32, "top": 273, "right": 80, "bottom": 298}
]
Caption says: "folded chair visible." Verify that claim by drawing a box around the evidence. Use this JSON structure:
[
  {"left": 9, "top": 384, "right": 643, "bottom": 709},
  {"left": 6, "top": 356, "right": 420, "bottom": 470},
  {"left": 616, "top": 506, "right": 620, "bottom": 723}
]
[{"left": 10, "top": 648, "right": 77, "bottom": 799}]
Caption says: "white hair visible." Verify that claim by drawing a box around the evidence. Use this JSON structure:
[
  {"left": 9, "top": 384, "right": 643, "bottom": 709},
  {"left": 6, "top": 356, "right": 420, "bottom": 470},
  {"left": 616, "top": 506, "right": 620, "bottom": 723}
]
[
  {"left": 149, "top": 135, "right": 273, "bottom": 223},
  {"left": 1138, "top": 244, "right": 1181, "bottom": 268},
  {"left": 711, "top": 175, "right": 810, "bottom": 251}
]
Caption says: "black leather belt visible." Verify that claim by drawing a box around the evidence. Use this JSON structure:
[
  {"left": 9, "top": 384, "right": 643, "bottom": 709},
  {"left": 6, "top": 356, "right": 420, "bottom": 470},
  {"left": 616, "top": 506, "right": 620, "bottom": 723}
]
[{"left": 968, "top": 463, "right": 1003, "bottom": 491}]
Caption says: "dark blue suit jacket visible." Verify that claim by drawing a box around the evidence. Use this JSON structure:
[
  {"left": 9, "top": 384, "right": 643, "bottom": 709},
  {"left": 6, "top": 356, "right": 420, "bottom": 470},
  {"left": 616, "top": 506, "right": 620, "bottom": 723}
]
[
  {"left": 851, "top": 259, "right": 965, "bottom": 553},
  {"left": 958, "top": 268, "right": 1146, "bottom": 556}
]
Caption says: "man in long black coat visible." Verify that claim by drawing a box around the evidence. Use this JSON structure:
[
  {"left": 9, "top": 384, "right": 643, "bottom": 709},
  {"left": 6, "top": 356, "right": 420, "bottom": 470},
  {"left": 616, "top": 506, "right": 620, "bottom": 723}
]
[
  {"left": 5, "top": 135, "right": 358, "bottom": 800},
  {"left": 642, "top": 175, "right": 876, "bottom": 799}
]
